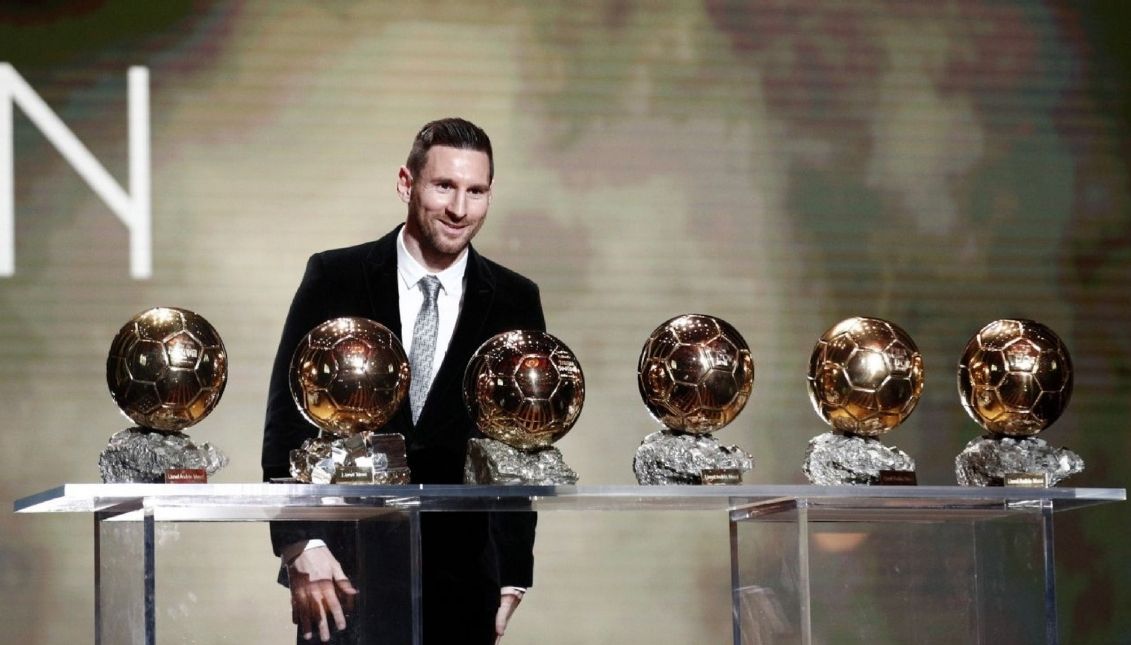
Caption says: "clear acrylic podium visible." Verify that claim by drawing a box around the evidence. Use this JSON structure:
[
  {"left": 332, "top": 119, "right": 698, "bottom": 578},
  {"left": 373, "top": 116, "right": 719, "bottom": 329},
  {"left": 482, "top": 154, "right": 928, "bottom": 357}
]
[{"left": 15, "top": 484, "right": 1124, "bottom": 644}]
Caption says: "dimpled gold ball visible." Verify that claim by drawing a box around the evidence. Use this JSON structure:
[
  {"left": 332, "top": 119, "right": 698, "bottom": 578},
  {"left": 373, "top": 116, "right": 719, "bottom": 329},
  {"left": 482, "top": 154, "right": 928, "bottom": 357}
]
[
  {"left": 806, "top": 317, "right": 924, "bottom": 437},
  {"left": 289, "top": 317, "right": 410, "bottom": 437},
  {"left": 637, "top": 314, "right": 755, "bottom": 435},
  {"left": 463, "top": 330, "right": 585, "bottom": 450},
  {"left": 957, "top": 319, "right": 1073, "bottom": 437},
  {"left": 106, "top": 307, "right": 228, "bottom": 432}
]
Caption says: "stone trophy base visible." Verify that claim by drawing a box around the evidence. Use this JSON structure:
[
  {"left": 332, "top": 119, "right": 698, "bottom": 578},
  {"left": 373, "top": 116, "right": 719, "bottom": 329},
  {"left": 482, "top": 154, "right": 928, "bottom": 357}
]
[
  {"left": 802, "top": 431, "right": 915, "bottom": 486},
  {"left": 98, "top": 427, "right": 228, "bottom": 483},
  {"left": 463, "top": 438, "right": 579, "bottom": 485},
  {"left": 289, "top": 432, "right": 411, "bottom": 484},
  {"left": 955, "top": 435, "right": 1084, "bottom": 487},
  {"left": 632, "top": 430, "right": 753, "bottom": 485}
]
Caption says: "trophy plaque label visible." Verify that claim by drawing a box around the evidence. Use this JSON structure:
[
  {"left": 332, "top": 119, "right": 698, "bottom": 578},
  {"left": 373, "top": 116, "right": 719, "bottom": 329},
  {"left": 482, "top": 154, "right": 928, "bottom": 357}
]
[
  {"left": 878, "top": 470, "right": 918, "bottom": 486},
  {"left": 333, "top": 467, "right": 372, "bottom": 484},
  {"left": 700, "top": 468, "right": 743, "bottom": 485},
  {"left": 165, "top": 468, "right": 207, "bottom": 484},
  {"left": 1004, "top": 472, "right": 1050, "bottom": 488}
]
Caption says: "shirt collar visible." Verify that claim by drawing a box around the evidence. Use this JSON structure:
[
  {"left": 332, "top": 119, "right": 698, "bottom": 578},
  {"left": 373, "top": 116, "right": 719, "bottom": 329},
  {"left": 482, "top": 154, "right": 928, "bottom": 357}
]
[{"left": 396, "top": 227, "right": 468, "bottom": 294}]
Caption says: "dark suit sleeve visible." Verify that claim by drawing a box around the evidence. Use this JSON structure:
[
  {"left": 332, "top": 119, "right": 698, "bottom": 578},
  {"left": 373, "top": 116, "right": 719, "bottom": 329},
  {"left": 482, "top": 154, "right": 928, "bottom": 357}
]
[
  {"left": 489, "top": 283, "right": 546, "bottom": 588},
  {"left": 262, "top": 253, "right": 335, "bottom": 555}
]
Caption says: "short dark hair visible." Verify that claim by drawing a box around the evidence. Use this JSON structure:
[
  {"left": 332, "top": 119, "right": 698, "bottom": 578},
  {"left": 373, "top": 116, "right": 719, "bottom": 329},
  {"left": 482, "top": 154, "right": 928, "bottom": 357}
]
[{"left": 405, "top": 117, "right": 494, "bottom": 181}]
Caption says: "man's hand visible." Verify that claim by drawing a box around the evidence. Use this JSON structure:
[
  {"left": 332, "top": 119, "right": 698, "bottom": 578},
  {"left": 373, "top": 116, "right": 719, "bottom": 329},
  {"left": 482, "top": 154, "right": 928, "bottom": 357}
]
[
  {"left": 287, "top": 547, "right": 358, "bottom": 642},
  {"left": 494, "top": 589, "right": 524, "bottom": 643}
]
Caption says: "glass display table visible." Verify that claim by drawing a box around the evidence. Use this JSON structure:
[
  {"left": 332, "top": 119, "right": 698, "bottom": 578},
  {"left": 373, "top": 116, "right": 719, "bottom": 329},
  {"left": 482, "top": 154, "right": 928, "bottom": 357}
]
[{"left": 16, "top": 484, "right": 1124, "bottom": 644}]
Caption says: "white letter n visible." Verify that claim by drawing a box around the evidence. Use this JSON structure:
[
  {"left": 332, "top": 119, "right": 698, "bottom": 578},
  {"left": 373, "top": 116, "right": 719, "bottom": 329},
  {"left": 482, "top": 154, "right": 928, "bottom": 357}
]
[{"left": 0, "top": 63, "right": 151, "bottom": 279}]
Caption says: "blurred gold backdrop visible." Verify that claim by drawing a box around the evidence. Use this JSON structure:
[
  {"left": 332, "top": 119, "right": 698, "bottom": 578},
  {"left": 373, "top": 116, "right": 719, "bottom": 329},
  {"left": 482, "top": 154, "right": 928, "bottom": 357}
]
[{"left": 2, "top": 2, "right": 1130, "bottom": 642}]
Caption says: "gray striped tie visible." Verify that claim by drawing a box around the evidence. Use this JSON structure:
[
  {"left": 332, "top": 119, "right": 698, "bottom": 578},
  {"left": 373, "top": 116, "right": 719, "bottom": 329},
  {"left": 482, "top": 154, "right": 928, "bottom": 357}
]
[{"left": 408, "top": 276, "right": 441, "bottom": 423}]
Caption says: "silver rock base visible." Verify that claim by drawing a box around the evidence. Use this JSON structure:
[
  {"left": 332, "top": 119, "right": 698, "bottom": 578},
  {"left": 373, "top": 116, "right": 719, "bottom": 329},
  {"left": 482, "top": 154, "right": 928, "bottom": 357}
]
[
  {"left": 802, "top": 431, "right": 915, "bottom": 486},
  {"left": 290, "top": 432, "right": 411, "bottom": 485},
  {"left": 98, "top": 427, "right": 228, "bottom": 483},
  {"left": 632, "top": 430, "right": 753, "bottom": 485},
  {"left": 955, "top": 435, "right": 1084, "bottom": 486},
  {"left": 464, "top": 438, "right": 579, "bottom": 485}
]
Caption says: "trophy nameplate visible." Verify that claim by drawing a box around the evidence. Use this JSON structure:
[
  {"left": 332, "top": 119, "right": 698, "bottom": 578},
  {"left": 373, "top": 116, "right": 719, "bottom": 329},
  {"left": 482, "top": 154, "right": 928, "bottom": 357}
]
[
  {"left": 165, "top": 468, "right": 208, "bottom": 484},
  {"left": 1003, "top": 472, "right": 1050, "bottom": 488},
  {"left": 700, "top": 468, "right": 743, "bottom": 485},
  {"left": 878, "top": 470, "right": 918, "bottom": 486}
]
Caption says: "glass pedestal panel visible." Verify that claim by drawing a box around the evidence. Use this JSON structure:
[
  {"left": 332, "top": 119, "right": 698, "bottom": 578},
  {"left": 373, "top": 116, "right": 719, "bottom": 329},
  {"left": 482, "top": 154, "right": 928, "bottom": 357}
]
[
  {"left": 95, "top": 506, "right": 154, "bottom": 645},
  {"left": 731, "top": 498, "right": 1057, "bottom": 645},
  {"left": 89, "top": 496, "right": 422, "bottom": 645},
  {"left": 14, "top": 484, "right": 1123, "bottom": 644}
]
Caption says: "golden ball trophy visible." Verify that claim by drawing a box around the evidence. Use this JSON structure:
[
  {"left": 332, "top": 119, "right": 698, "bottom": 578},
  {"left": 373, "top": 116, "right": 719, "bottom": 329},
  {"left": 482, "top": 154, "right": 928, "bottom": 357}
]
[
  {"left": 101, "top": 307, "right": 228, "bottom": 483},
  {"left": 462, "top": 330, "right": 585, "bottom": 485},
  {"left": 955, "top": 319, "right": 1082, "bottom": 486},
  {"left": 634, "top": 314, "right": 754, "bottom": 485},
  {"left": 803, "top": 317, "right": 924, "bottom": 485},
  {"left": 288, "top": 317, "right": 411, "bottom": 484}
]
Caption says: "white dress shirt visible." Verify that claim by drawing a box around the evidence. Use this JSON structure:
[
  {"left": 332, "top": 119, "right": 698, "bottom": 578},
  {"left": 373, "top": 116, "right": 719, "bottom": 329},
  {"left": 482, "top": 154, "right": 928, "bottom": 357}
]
[{"left": 395, "top": 227, "right": 467, "bottom": 400}]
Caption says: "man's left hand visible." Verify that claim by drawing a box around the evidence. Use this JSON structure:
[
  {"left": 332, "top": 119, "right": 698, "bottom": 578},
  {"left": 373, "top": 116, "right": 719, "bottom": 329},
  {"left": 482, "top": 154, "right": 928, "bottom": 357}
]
[{"left": 494, "top": 589, "right": 523, "bottom": 643}]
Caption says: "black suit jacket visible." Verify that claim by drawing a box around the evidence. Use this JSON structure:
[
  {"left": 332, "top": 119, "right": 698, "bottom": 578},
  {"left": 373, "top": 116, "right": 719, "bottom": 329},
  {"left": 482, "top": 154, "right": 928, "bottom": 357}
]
[{"left": 261, "top": 225, "right": 543, "bottom": 592}]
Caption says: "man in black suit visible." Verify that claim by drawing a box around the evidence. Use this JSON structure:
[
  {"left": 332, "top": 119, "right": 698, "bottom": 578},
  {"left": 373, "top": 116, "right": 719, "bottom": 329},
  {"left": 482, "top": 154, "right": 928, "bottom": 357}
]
[{"left": 262, "top": 118, "right": 542, "bottom": 644}]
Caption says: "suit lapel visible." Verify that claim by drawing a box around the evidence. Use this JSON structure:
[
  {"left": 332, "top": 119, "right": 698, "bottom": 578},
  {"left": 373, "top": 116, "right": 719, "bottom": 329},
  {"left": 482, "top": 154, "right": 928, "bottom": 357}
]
[
  {"left": 361, "top": 227, "right": 415, "bottom": 435},
  {"left": 362, "top": 227, "right": 403, "bottom": 338},
  {"left": 415, "top": 246, "right": 495, "bottom": 431}
]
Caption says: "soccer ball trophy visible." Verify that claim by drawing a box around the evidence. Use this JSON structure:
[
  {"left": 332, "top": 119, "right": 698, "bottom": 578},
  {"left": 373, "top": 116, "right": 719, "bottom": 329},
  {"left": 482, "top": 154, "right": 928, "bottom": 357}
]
[
  {"left": 288, "top": 317, "right": 412, "bottom": 484},
  {"left": 955, "top": 319, "right": 1083, "bottom": 486},
  {"left": 633, "top": 314, "right": 755, "bottom": 485},
  {"left": 462, "top": 330, "right": 584, "bottom": 485},
  {"left": 803, "top": 317, "right": 924, "bottom": 485},
  {"left": 101, "top": 307, "right": 229, "bottom": 483}
]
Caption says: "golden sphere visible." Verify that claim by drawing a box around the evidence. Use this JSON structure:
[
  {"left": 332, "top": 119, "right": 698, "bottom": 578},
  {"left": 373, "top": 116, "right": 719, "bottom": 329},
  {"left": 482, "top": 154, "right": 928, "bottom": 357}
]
[
  {"left": 106, "top": 307, "right": 228, "bottom": 432},
  {"left": 289, "top": 317, "right": 410, "bottom": 437},
  {"left": 637, "top": 314, "right": 754, "bottom": 435},
  {"left": 463, "top": 330, "right": 585, "bottom": 450},
  {"left": 957, "top": 319, "right": 1073, "bottom": 436},
  {"left": 807, "top": 317, "right": 924, "bottom": 437}
]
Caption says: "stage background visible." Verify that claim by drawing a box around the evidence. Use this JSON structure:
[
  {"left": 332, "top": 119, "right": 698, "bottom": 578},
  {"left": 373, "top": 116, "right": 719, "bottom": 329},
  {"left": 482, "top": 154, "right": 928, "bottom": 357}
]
[{"left": 2, "top": 1, "right": 1129, "bottom": 642}]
